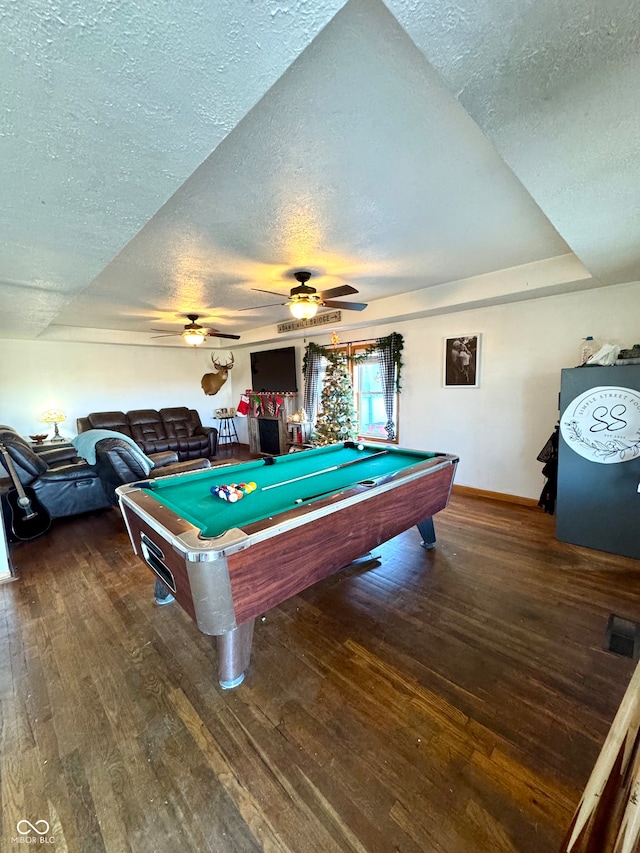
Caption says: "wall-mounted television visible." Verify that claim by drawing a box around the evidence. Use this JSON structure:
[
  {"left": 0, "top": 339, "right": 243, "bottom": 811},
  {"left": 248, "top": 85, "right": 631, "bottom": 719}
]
[{"left": 250, "top": 346, "right": 298, "bottom": 393}]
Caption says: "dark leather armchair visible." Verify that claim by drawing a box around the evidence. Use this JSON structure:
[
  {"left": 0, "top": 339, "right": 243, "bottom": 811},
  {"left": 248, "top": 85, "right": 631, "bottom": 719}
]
[
  {"left": 0, "top": 427, "right": 112, "bottom": 519},
  {"left": 159, "top": 407, "right": 216, "bottom": 459},
  {"left": 93, "top": 437, "right": 211, "bottom": 504}
]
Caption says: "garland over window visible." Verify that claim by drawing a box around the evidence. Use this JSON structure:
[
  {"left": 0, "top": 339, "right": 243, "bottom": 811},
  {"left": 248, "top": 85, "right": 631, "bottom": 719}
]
[{"left": 303, "top": 333, "right": 404, "bottom": 390}]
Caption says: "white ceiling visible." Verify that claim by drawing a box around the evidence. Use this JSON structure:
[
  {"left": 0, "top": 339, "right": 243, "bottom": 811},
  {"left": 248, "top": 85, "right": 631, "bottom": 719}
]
[{"left": 1, "top": 0, "right": 638, "bottom": 348}]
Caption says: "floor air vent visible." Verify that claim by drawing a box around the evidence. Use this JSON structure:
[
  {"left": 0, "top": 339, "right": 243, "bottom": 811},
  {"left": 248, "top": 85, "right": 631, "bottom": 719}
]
[{"left": 605, "top": 614, "right": 640, "bottom": 659}]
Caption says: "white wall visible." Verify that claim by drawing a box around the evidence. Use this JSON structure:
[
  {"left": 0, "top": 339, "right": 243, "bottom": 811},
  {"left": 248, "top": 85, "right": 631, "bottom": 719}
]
[
  {"left": 0, "top": 341, "right": 242, "bottom": 439},
  {"left": 396, "top": 285, "right": 640, "bottom": 497},
  {"left": 2, "top": 279, "right": 639, "bottom": 499}
]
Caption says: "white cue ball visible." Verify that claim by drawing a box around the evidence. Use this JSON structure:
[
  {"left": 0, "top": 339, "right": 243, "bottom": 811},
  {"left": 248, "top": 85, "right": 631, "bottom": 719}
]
[{"left": 357, "top": 443, "right": 364, "bottom": 450}]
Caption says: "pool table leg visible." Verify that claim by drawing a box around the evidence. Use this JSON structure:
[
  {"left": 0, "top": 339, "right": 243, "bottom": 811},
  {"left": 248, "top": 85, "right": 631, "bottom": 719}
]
[
  {"left": 417, "top": 517, "right": 436, "bottom": 549},
  {"left": 216, "top": 619, "right": 255, "bottom": 689}
]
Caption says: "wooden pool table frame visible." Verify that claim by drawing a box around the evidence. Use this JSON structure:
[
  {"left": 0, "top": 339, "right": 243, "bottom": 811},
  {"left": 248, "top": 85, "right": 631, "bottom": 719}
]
[{"left": 117, "top": 445, "right": 458, "bottom": 688}]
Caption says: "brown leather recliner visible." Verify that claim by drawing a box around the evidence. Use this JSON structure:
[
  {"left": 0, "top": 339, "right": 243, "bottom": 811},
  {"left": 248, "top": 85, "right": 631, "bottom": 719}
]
[
  {"left": 160, "top": 407, "right": 215, "bottom": 459},
  {"left": 127, "top": 410, "right": 173, "bottom": 455},
  {"left": 78, "top": 411, "right": 133, "bottom": 437},
  {"left": 0, "top": 427, "right": 112, "bottom": 519}
]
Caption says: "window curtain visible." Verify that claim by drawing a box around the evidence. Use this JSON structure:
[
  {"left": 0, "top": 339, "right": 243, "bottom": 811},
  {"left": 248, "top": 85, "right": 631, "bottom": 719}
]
[
  {"left": 302, "top": 345, "right": 324, "bottom": 423},
  {"left": 376, "top": 332, "right": 403, "bottom": 440}
]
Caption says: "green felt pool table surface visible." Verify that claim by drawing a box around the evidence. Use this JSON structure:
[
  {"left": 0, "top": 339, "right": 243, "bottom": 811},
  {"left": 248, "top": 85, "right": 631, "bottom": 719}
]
[{"left": 143, "top": 443, "right": 441, "bottom": 537}]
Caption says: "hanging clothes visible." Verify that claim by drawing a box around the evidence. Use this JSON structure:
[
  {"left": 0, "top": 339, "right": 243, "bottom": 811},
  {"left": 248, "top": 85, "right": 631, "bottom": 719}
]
[{"left": 537, "top": 425, "right": 559, "bottom": 514}]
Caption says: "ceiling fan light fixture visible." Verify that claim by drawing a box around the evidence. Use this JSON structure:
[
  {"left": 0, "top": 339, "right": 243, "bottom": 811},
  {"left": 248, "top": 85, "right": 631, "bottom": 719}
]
[
  {"left": 182, "top": 329, "right": 207, "bottom": 346},
  {"left": 289, "top": 300, "right": 319, "bottom": 320}
]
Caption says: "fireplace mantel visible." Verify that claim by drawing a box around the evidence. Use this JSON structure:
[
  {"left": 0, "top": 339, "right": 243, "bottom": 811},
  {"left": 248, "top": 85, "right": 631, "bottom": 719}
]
[{"left": 246, "top": 391, "right": 298, "bottom": 456}]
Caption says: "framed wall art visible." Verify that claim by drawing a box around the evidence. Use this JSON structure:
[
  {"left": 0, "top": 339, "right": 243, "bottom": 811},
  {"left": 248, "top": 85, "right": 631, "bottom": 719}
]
[{"left": 443, "top": 334, "right": 481, "bottom": 388}]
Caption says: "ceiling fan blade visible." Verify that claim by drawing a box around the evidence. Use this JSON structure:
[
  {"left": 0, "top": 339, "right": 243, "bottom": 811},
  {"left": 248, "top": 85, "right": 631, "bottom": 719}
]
[
  {"left": 151, "top": 332, "right": 180, "bottom": 338},
  {"left": 236, "top": 301, "right": 284, "bottom": 311},
  {"left": 252, "top": 287, "right": 287, "bottom": 298},
  {"left": 319, "top": 285, "right": 358, "bottom": 300},
  {"left": 205, "top": 330, "right": 241, "bottom": 340},
  {"left": 322, "top": 300, "right": 368, "bottom": 311}
]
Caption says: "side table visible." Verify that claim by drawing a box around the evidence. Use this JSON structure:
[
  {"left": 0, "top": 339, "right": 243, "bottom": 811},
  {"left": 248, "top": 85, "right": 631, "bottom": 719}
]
[{"left": 215, "top": 416, "right": 239, "bottom": 446}]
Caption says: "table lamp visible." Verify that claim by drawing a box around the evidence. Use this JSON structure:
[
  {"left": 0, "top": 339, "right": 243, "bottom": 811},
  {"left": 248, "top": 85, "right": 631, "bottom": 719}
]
[{"left": 40, "top": 409, "right": 66, "bottom": 441}]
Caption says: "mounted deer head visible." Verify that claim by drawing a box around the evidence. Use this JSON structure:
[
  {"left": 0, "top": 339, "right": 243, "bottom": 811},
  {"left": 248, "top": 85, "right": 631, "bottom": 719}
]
[{"left": 201, "top": 352, "right": 234, "bottom": 396}]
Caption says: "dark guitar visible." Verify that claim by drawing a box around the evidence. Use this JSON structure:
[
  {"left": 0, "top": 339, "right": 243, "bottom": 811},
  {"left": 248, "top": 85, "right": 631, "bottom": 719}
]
[{"left": 0, "top": 441, "right": 51, "bottom": 540}]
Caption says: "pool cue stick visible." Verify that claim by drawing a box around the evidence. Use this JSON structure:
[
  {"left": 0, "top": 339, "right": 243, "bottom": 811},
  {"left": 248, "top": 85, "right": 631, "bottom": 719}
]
[
  {"left": 295, "top": 487, "right": 344, "bottom": 504},
  {"left": 261, "top": 450, "right": 390, "bottom": 492},
  {"left": 296, "top": 466, "right": 392, "bottom": 504}
]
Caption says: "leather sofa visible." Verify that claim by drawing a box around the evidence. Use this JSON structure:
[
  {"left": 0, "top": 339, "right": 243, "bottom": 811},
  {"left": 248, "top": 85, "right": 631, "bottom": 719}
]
[{"left": 77, "top": 407, "right": 217, "bottom": 460}]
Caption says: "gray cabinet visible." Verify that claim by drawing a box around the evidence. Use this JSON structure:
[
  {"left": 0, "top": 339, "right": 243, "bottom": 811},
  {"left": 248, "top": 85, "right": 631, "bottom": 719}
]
[{"left": 556, "top": 365, "right": 640, "bottom": 559}]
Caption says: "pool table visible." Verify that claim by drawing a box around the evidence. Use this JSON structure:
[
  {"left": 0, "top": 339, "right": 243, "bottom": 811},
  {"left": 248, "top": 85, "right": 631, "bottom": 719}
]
[{"left": 117, "top": 441, "right": 458, "bottom": 688}]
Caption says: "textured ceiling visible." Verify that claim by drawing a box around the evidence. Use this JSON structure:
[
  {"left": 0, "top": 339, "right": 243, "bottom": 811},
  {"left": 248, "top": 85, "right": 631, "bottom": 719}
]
[{"left": 1, "top": 0, "right": 638, "bottom": 347}]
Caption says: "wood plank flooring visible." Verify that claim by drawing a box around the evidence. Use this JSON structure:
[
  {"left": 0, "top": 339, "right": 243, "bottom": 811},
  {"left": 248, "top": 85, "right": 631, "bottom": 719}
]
[{"left": 2, "top": 485, "right": 640, "bottom": 852}]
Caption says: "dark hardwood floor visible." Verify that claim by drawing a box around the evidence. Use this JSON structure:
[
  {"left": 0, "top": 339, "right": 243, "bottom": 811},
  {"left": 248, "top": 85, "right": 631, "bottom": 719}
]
[{"left": 2, "top": 455, "right": 640, "bottom": 852}]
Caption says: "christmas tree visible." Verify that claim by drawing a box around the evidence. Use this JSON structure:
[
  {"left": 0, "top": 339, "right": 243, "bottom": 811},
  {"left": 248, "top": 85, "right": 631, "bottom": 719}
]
[{"left": 313, "top": 349, "right": 358, "bottom": 445}]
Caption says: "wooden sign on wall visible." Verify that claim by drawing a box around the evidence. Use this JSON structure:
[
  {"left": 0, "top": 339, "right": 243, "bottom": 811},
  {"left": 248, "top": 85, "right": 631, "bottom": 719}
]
[{"left": 277, "top": 311, "right": 341, "bottom": 334}]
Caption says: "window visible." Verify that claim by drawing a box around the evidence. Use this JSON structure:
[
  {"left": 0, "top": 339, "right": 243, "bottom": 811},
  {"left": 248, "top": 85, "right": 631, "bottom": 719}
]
[{"left": 351, "top": 347, "right": 398, "bottom": 442}]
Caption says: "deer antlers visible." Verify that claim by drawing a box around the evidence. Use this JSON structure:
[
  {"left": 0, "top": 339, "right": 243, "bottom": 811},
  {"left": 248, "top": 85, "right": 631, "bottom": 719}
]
[{"left": 210, "top": 352, "right": 234, "bottom": 372}]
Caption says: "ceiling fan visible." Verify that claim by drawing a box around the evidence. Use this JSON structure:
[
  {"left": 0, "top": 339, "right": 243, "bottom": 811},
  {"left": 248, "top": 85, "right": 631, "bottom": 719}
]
[
  {"left": 247, "top": 271, "right": 368, "bottom": 320},
  {"left": 151, "top": 314, "right": 240, "bottom": 347}
]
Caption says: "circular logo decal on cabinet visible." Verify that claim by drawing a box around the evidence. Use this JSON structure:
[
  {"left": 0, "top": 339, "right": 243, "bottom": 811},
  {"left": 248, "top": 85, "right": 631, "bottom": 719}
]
[{"left": 560, "top": 385, "right": 640, "bottom": 464}]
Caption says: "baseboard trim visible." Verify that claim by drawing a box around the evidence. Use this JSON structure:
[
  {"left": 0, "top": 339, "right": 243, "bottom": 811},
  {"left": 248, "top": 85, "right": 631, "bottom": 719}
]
[{"left": 452, "top": 484, "right": 539, "bottom": 508}]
